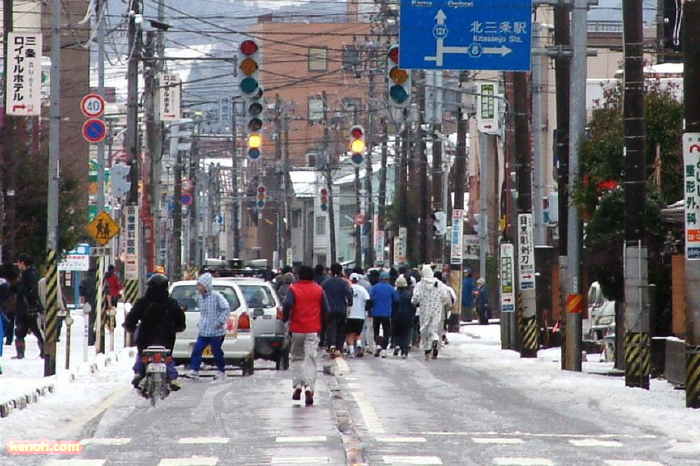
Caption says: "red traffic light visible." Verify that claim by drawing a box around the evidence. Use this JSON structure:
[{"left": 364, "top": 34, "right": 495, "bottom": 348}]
[
  {"left": 388, "top": 46, "right": 399, "bottom": 64},
  {"left": 320, "top": 187, "right": 328, "bottom": 196},
  {"left": 351, "top": 126, "right": 364, "bottom": 139},
  {"left": 240, "top": 39, "right": 258, "bottom": 56}
]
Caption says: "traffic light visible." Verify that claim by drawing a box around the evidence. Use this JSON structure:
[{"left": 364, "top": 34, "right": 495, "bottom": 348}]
[
  {"left": 238, "top": 39, "right": 261, "bottom": 98},
  {"left": 256, "top": 184, "right": 266, "bottom": 208},
  {"left": 387, "top": 45, "right": 411, "bottom": 108},
  {"left": 432, "top": 210, "right": 446, "bottom": 236},
  {"left": 110, "top": 163, "right": 131, "bottom": 198},
  {"left": 319, "top": 187, "right": 329, "bottom": 212},
  {"left": 239, "top": 38, "right": 265, "bottom": 160},
  {"left": 349, "top": 125, "right": 365, "bottom": 166}
]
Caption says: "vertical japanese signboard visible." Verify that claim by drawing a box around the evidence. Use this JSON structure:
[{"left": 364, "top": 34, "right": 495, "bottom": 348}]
[
  {"left": 394, "top": 226, "right": 407, "bottom": 265},
  {"left": 123, "top": 206, "right": 140, "bottom": 280},
  {"left": 476, "top": 82, "right": 499, "bottom": 134},
  {"left": 6, "top": 32, "right": 42, "bottom": 116},
  {"left": 684, "top": 133, "right": 700, "bottom": 259},
  {"left": 375, "top": 229, "right": 385, "bottom": 265},
  {"left": 500, "top": 243, "right": 515, "bottom": 312},
  {"left": 517, "top": 213, "right": 536, "bottom": 290},
  {"left": 159, "top": 74, "right": 181, "bottom": 121},
  {"left": 450, "top": 209, "right": 464, "bottom": 265}
]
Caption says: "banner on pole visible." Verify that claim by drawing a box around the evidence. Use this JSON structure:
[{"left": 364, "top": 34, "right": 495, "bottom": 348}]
[
  {"left": 450, "top": 209, "right": 464, "bottom": 265},
  {"left": 6, "top": 32, "right": 42, "bottom": 116}
]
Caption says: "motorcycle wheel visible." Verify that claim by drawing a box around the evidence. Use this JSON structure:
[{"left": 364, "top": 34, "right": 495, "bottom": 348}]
[{"left": 146, "top": 377, "right": 158, "bottom": 408}]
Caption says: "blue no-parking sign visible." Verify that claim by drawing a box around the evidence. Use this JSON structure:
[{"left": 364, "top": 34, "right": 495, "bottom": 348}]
[
  {"left": 82, "top": 118, "right": 107, "bottom": 143},
  {"left": 399, "top": 0, "right": 532, "bottom": 71}
]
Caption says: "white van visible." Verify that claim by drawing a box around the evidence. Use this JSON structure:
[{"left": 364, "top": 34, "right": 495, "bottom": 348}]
[{"left": 585, "top": 281, "right": 615, "bottom": 343}]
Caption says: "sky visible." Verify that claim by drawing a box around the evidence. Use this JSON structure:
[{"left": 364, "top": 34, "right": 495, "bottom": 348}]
[{"left": 2, "top": 310, "right": 699, "bottom": 452}]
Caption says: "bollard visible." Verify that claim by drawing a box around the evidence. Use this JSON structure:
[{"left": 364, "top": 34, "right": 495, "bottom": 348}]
[
  {"left": 64, "top": 313, "right": 74, "bottom": 370},
  {"left": 83, "top": 302, "right": 91, "bottom": 363}
]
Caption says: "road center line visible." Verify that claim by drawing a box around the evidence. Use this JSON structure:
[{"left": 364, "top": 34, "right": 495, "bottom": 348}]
[
  {"left": 177, "top": 437, "right": 230, "bottom": 444},
  {"left": 275, "top": 436, "right": 327, "bottom": 443}
]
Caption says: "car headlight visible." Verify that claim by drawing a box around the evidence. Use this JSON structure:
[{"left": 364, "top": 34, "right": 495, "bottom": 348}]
[{"left": 597, "top": 316, "right": 614, "bottom": 326}]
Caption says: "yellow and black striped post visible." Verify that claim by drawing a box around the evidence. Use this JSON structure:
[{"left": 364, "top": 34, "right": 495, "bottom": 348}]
[
  {"left": 43, "top": 249, "right": 59, "bottom": 376},
  {"left": 624, "top": 332, "right": 650, "bottom": 389},
  {"left": 124, "top": 279, "right": 139, "bottom": 305},
  {"left": 686, "top": 346, "right": 700, "bottom": 408}
]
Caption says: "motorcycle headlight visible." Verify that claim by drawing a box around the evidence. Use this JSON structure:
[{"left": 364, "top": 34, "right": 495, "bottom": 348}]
[{"left": 597, "top": 316, "right": 614, "bottom": 326}]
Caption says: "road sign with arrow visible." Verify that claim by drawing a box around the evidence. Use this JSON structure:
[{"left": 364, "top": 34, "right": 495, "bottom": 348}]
[{"left": 399, "top": 0, "right": 532, "bottom": 71}]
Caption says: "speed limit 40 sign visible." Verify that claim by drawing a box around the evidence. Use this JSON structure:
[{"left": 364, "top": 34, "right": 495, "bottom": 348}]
[{"left": 81, "top": 93, "right": 106, "bottom": 118}]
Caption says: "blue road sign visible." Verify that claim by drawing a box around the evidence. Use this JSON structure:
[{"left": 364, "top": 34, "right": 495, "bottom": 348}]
[
  {"left": 82, "top": 118, "right": 107, "bottom": 143},
  {"left": 399, "top": 0, "right": 532, "bottom": 71}
]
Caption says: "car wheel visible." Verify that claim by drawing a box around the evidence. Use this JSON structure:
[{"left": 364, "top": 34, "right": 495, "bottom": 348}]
[
  {"left": 242, "top": 356, "right": 254, "bottom": 377},
  {"left": 276, "top": 349, "right": 290, "bottom": 371}
]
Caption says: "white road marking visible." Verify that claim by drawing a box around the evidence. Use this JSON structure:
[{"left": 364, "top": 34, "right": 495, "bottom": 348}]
[
  {"left": 605, "top": 462, "right": 665, "bottom": 466},
  {"left": 275, "top": 436, "right": 327, "bottom": 443},
  {"left": 472, "top": 437, "right": 525, "bottom": 444},
  {"left": 347, "top": 382, "right": 361, "bottom": 389},
  {"left": 335, "top": 358, "right": 350, "bottom": 374},
  {"left": 270, "top": 456, "right": 330, "bottom": 464},
  {"left": 351, "top": 391, "right": 386, "bottom": 434},
  {"left": 43, "top": 461, "right": 106, "bottom": 466},
  {"left": 177, "top": 437, "right": 230, "bottom": 444},
  {"left": 494, "top": 458, "right": 555, "bottom": 466},
  {"left": 382, "top": 456, "right": 442, "bottom": 465},
  {"left": 570, "top": 438, "right": 622, "bottom": 447},
  {"left": 157, "top": 457, "right": 218, "bottom": 466},
  {"left": 376, "top": 436, "right": 427, "bottom": 443},
  {"left": 80, "top": 438, "right": 131, "bottom": 446}
]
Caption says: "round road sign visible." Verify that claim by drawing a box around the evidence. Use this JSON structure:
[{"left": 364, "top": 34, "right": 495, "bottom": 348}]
[
  {"left": 82, "top": 118, "right": 107, "bottom": 143},
  {"left": 181, "top": 192, "right": 193, "bottom": 206},
  {"left": 81, "top": 93, "right": 106, "bottom": 118},
  {"left": 181, "top": 178, "right": 193, "bottom": 191}
]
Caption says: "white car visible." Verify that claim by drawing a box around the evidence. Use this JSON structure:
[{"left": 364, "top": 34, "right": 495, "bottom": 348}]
[
  {"left": 218, "top": 277, "right": 290, "bottom": 370},
  {"left": 585, "top": 281, "right": 615, "bottom": 345},
  {"left": 169, "top": 279, "right": 255, "bottom": 376}
]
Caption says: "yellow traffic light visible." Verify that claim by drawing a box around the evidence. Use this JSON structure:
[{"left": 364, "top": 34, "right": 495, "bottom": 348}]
[
  {"left": 247, "top": 133, "right": 262, "bottom": 149},
  {"left": 350, "top": 138, "right": 366, "bottom": 154}
]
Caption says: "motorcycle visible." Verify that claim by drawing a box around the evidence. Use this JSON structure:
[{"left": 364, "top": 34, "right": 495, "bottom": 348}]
[{"left": 137, "top": 345, "right": 172, "bottom": 407}]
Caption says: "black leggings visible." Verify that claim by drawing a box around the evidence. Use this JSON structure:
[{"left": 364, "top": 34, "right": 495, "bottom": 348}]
[{"left": 373, "top": 317, "right": 391, "bottom": 349}]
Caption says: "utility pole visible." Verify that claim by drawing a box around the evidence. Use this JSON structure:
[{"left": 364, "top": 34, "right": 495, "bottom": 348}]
[
  {"left": 96, "top": 0, "right": 106, "bottom": 213},
  {"left": 231, "top": 98, "right": 241, "bottom": 259},
  {"left": 172, "top": 130, "right": 183, "bottom": 280},
  {"left": 126, "top": 0, "right": 141, "bottom": 206},
  {"left": 378, "top": 117, "right": 389, "bottom": 266},
  {"left": 623, "top": 0, "right": 649, "bottom": 389},
  {"left": 513, "top": 71, "right": 538, "bottom": 358},
  {"left": 365, "top": 61, "right": 375, "bottom": 267},
  {"left": 683, "top": 0, "right": 700, "bottom": 408},
  {"left": 44, "top": 0, "right": 62, "bottom": 377},
  {"left": 554, "top": 0, "right": 572, "bottom": 370},
  {"left": 323, "top": 92, "right": 337, "bottom": 263}
]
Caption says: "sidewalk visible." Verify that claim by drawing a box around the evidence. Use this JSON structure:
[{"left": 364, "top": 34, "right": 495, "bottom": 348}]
[{"left": 0, "top": 305, "right": 132, "bottom": 418}]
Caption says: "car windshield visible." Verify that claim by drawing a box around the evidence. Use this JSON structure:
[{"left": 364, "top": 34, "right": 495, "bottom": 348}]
[
  {"left": 238, "top": 284, "right": 276, "bottom": 308},
  {"left": 170, "top": 284, "right": 241, "bottom": 312}
]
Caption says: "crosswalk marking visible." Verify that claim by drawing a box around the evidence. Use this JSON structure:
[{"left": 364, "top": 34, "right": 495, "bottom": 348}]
[
  {"left": 605, "top": 462, "right": 665, "bottom": 466},
  {"left": 158, "top": 457, "right": 218, "bottom": 465},
  {"left": 80, "top": 438, "right": 131, "bottom": 446},
  {"left": 494, "top": 458, "right": 555, "bottom": 466},
  {"left": 43, "top": 461, "right": 106, "bottom": 466},
  {"left": 275, "top": 436, "right": 327, "bottom": 443},
  {"left": 178, "top": 437, "right": 230, "bottom": 444},
  {"left": 270, "top": 456, "right": 330, "bottom": 464},
  {"left": 472, "top": 437, "right": 525, "bottom": 444},
  {"left": 570, "top": 438, "right": 622, "bottom": 447},
  {"left": 382, "top": 456, "right": 442, "bottom": 465},
  {"left": 352, "top": 391, "right": 386, "bottom": 434},
  {"left": 376, "top": 436, "right": 427, "bottom": 443}
]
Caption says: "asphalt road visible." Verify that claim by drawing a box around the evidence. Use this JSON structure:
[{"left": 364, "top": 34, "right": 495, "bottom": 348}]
[{"left": 6, "top": 337, "right": 696, "bottom": 466}]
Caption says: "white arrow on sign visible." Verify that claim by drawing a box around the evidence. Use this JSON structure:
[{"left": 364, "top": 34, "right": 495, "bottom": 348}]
[{"left": 425, "top": 9, "right": 513, "bottom": 66}]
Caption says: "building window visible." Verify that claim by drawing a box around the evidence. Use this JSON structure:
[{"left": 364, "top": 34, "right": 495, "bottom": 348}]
[
  {"left": 308, "top": 47, "right": 328, "bottom": 72},
  {"left": 315, "top": 215, "right": 326, "bottom": 236},
  {"left": 308, "top": 96, "right": 324, "bottom": 124},
  {"left": 342, "top": 45, "right": 360, "bottom": 71},
  {"left": 291, "top": 209, "right": 301, "bottom": 228}
]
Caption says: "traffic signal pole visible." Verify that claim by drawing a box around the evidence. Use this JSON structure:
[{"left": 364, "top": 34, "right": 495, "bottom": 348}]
[{"left": 683, "top": 0, "right": 700, "bottom": 407}]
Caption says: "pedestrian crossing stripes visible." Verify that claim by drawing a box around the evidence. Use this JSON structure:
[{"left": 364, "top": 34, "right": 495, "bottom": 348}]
[
  {"left": 79, "top": 438, "right": 132, "bottom": 446},
  {"left": 604, "top": 462, "right": 665, "bottom": 466},
  {"left": 157, "top": 457, "right": 218, "bottom": 466},
  {"left": 177, "top": 437, "right": 230, "bottom": 444},
  {"left": 569, "top": 438, "right": 622, "bottom": 447},
  {"left": 275, "top": 436, "right": 327, "bottom": 443},
  {"left": 494, "top": 458, "right": 554, "bottom": 466},
  {"left": 382, "top": 456, "right": 442, "bottom": 465},
  {"left": 269, "top": 456, "right": 330, "bottom": 464},
  {"left": 43, "top": 461, "right": 106, "bottom": 466},
  {"left": 472, "top": 437, "right": 526, "bottom": 444},
  {"left": 375, "top": 436, "right": 427, "bottom": 443}
]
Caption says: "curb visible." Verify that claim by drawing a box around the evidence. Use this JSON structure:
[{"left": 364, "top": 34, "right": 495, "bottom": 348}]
[{"left": 0, "top": 347, "right": 136, "bottom": 419}]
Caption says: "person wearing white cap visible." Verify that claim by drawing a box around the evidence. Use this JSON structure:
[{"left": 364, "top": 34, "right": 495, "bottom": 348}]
[
  {"left": 346, "top": 273, "right": 370, "bottom": 356},
  {"left": 475, "top": 277, "right": 490, "bottom": 325},
  {"left": 411, "top": 264, "right": 451, "bottom": 360}
]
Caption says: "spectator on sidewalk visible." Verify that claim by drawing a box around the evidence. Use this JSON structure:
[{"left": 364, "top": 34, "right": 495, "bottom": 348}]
[
  {"left": 282, "top": 265, "right": 329, "bottom": 406},
  {"left": 79, "top": 267, "right": 98, "bottom": 346},
  {"left": 14, "top": 253, "right": 44, "bottom": 360},
  {"left": 461, "top": 269, "right": 476, "bottom": 322},
  {"left": 104, "top": 264, "right": 122, "bottom": 308},
  {"left": 0, "top": 263, "right": 18, "bottom": 347},
  {"left": 475, "top": 277, "right": 490, "bottom": 325}
]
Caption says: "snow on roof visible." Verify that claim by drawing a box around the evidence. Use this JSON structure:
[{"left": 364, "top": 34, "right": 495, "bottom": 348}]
[{"left": 289, "top": 170, "right": 319, "bottom": 198}]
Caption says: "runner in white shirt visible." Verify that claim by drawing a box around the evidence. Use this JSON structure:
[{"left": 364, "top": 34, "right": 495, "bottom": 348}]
[{"left": 346, "top": 273, "right": 370, "bottom": 356}]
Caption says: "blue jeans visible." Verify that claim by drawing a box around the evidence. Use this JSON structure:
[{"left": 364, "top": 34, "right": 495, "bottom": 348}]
[
  {"left": 133, "top": 354, "right": 178, "bottom": 380},
  {"left": 190, "top": 335, "right": 226, "bottom": 372}
]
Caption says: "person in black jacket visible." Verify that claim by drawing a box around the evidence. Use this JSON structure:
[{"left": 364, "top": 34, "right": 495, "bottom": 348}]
[
  {"left": 14, "top": 253, "right": 44, "bottom": 360},
  {"left": 321, "top": 263, "right": 353, "bottom": 358},
  {"left": 124, "top": 273, "right": 185, "bottom": 390}
]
